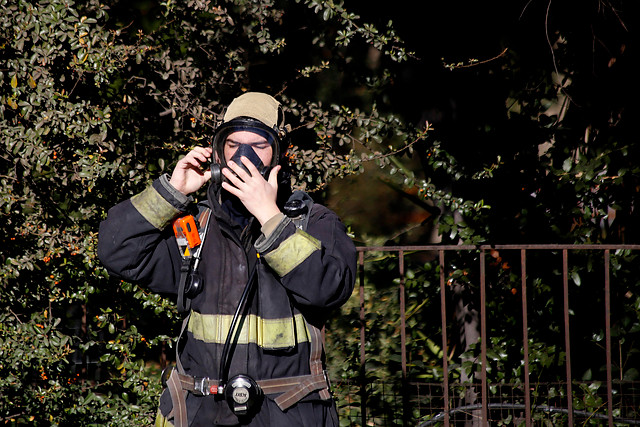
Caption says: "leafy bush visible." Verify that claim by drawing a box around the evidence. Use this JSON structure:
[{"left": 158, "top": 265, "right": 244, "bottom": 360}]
[{"left": 1, "top": 0, "right": 413, "bottom": 424}]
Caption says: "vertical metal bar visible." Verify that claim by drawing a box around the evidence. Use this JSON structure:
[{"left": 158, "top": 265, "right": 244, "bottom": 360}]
[
  {"left": 480, "top": 250, "right": 488, "bottom": 426},
  {"left": 604, "top": 249, "right": 614, "bottom": 427},
  {"left": 562, "top": 249, "right": 574, "bottom": 426},
  {"left": 399, "top": 251, "right": 408, "bottom": 426},
  {"left": 81, "top": 303, "right": 87, "bottom": 335},
  {"left": 359, "top": 250, "right": 367, "bottom": 425},
  {"left": 521, "top": 250, "right": 532, "bottom": 427},
  {"left": 400, "top": 251, "right": 407, "bottom": 378},
  {"left": 439, "top": 250, "right": 450, "bottom": 427}
]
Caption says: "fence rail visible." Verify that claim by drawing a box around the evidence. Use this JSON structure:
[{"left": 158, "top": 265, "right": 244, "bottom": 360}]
[{"left": 341, "top": 244, "right": 640, "bottom": 426}]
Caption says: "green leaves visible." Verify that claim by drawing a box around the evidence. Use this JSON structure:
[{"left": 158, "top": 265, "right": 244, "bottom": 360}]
[
  {"left": 0, "top": 0, "right": 171, "bottom": 423},
  {"left": 0, "top": 0, "right": 422, "bottom": 423}
]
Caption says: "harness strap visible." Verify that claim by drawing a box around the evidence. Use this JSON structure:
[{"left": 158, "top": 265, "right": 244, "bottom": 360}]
[
  {"left": 169, "top": 370, "right": 329, "bottom": 412},
  {"left": 163, "top": 315, "right": 192, "bottom": 427},
  {"left": 171, "top": 370, "right": 326, "bottom": 395},
  {"left": 175, "top": 314, "right": 190, "bottom": 375},
  {"left": 166, "top": 369, "right": 188, "bottom": 427},
  {"left": 272, "top": 373, "right": 329, "bottom": 411},
  {"left": 272, "top": 321, "right": 331, "bottom": 409},
  {"left": 258, "top": 374, "right": 325, "bottom": 395},
  {"left": 309, "top": 323, "right": 331, "bottom": 400},
  {"left": 164, "top": 317, "right": 332, "bottom": 416}
]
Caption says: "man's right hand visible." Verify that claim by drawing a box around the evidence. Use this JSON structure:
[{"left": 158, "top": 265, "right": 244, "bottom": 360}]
[{"left": 169, "top": 146, "right": 212, "bottom": 196}]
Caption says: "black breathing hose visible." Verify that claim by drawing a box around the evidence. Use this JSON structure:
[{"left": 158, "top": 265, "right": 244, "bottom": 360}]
[{"left": 218, "top": 259, "right": 259, "bottom": 389}]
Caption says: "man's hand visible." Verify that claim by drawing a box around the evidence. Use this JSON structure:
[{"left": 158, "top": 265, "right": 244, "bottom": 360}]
[
  {"left": 221, "top": 157, "right": 281, "bottom": 225},
  {"left": 169, "top": 147, "right": 212, "bottom": 196}
]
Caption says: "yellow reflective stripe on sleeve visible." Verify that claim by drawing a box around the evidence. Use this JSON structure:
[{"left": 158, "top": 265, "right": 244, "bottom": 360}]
[
  {"left": 188, "top": 312, "right": 310, "bottom": 349},
  {"left": 131, "top": 185, "right": 180, "bottom": 230},
  {"left": 262, "top": 230, "right": 321, "bottom": 277}
]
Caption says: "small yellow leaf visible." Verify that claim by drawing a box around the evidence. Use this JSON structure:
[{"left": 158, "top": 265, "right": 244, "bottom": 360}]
[
  {"left": 11, "top": 75, "right": 17, "bottom": 88},
  {"left": 28, "top": 75, "right": 36, "bottom": 88}
]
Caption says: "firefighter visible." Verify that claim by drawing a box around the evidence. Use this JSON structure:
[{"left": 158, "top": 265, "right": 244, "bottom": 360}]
[{"left": 98, "top": 92, "right": 357, "bottom": 426}]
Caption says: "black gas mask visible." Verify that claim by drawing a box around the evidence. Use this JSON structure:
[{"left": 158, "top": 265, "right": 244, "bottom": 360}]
[{"left": 210, "top": 117, "right": 284, "bottom": 185}]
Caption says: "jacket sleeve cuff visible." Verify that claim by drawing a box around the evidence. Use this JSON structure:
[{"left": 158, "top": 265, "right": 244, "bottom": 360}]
[
  {"left": 254, "top": 215, "right": 291, "bottom": 253},
  {"left": 157, "top": 173, "right": 193, "bottom": 210},
  {"left": 261, "top": 213, "right": 286, "bottom": 239},
  {"left": 130, "top": 175, "right": 193, "bottom": 230}
]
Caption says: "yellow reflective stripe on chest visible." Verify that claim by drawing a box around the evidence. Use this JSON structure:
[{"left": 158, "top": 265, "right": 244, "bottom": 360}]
[
  {"left": 188, "top": 311, "right": 310, "bottom": 349},
  {"left": 262, "top": 229, "right": 321, "bottom": 277}
]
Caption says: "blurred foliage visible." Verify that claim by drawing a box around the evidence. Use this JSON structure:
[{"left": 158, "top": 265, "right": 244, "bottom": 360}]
[{"left": 2, "top": 0, "right": 640, "bottom": 425}]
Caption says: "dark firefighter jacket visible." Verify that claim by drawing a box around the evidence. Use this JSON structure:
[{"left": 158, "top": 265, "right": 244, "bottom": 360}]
[{"left": 97, "top": 175, "right": 357, "bottom": 426}]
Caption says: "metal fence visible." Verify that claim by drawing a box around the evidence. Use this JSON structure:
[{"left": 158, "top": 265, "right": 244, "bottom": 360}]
[{"left": 333, "top": 245, "right": 640, "bottom": 427}]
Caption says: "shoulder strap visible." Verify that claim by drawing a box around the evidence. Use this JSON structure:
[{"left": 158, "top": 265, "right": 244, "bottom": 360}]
[
  {"left": 272, "top": 320, "right": 331, "bottom": 410},
  {"left": 164, "top": 313, "right": 191, "bottom": 427}
]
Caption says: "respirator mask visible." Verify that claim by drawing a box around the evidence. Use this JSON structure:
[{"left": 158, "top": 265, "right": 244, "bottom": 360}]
[{"left": 210, "top": 118, "right": 281, "bottom": 184}]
